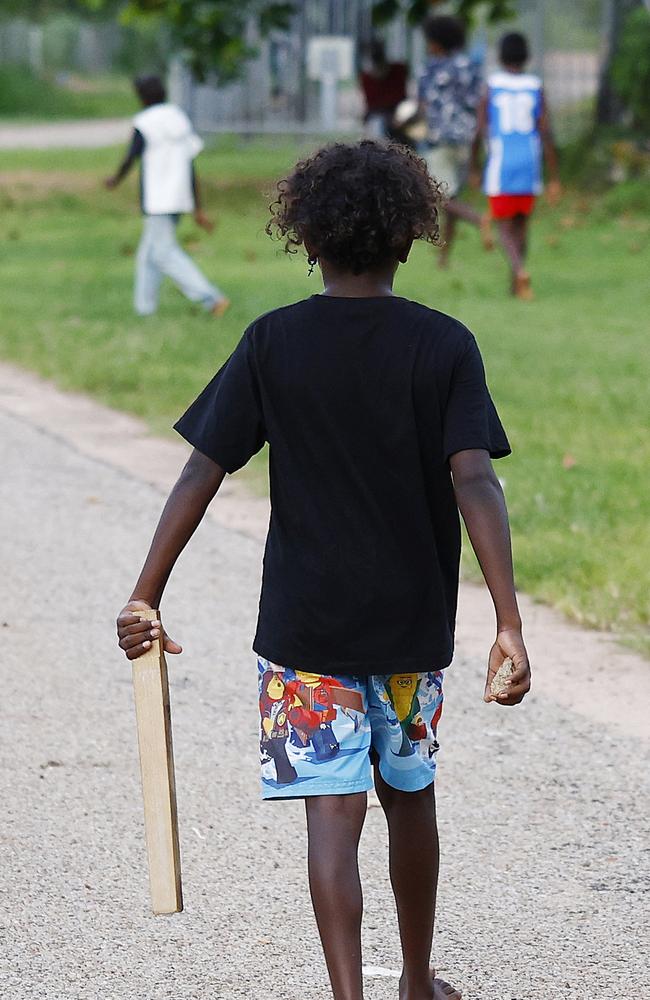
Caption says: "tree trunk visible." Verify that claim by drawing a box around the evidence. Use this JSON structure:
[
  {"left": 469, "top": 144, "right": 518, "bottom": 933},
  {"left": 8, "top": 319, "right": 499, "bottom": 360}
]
[{"left": 596, "top": 0, "right": 643, "bottom": 125}]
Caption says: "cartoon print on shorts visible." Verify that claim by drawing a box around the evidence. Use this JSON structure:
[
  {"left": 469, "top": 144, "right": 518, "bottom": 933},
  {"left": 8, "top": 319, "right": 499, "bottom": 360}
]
[
  {"left": 374, "top": 670, "right": 444, "bottom": 761},
  {"left": 385, "top": 673, "right": 427, "bottom": 754},
  {"left": 259, "top": 668, "right": 298, "bottom": 785},
  {"left": 418, "top": 671, "right": 444, "bottom": 760},
  {"left": 258, "top": 660, "right": 367, "bottom": 790},
  {"left": 285, "top": 671, "right": 367, "bottom": 761}
]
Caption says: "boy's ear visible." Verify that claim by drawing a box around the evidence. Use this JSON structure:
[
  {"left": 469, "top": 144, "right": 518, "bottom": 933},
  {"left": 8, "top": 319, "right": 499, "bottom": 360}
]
[{"left": 397, "top": 241, "right": 414, "bottom": 264}]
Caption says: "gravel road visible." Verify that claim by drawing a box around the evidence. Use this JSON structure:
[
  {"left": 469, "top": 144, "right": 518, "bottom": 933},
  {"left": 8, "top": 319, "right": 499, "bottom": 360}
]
[{"left": 1, "top": 406, "right": 648, "bottom": 1000}]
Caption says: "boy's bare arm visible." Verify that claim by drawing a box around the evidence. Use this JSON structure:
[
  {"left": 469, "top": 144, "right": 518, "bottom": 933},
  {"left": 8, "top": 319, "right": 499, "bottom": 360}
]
[
  {"left": 116, "top": 449, "right": 226, "bottom": 659},
  {"left": 539, "top": 90, "right": 561, "bottom": 203},
  {"left": 105, "top": 129, "right": 143, "bottom": 189},
  {"left": 469, "top": 93, "right": 488, "bottom": 187},
  {"left": 191, "top": 167, "right": 214, "bottom": 232},
  {"left": 450, "top": 448, "right": 531, "bottom": 706}
]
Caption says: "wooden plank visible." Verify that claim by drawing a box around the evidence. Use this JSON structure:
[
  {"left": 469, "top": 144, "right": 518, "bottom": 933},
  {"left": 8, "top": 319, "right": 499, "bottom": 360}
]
[{"left": 130, "top": 609, "right": 183, "bottom": 915}]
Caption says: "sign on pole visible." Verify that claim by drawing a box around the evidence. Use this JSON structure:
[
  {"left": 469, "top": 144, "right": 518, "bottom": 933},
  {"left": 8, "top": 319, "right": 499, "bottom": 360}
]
[{"left": 306, "top": 36, "right": 355, "bottom": 131}]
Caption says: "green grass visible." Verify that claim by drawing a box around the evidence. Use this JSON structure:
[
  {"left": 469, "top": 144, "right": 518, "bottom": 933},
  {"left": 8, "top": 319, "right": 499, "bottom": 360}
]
[
  {"left": 1, "top": 138, "right": 649, "bottom": 654},
  {"left": 0, "top": 66, "right": 138, "bottom": 120}
]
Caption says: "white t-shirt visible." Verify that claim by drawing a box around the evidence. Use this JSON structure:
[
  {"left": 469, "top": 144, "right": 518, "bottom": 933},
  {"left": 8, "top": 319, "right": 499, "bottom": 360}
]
[{"left": 133, "top": 103, "right": 204, "bottom": 215}]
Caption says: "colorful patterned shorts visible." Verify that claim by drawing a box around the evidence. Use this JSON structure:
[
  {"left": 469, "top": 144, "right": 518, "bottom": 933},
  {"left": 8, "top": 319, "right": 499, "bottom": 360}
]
[{"left": 258, "top": 659, "right": 444, "bottom": 800}]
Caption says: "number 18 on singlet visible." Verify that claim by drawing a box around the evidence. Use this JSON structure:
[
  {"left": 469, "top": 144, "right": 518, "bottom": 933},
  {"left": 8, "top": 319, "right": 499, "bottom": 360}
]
[{"left": 484, "top": 71, "right": 543, "bottom": 196}]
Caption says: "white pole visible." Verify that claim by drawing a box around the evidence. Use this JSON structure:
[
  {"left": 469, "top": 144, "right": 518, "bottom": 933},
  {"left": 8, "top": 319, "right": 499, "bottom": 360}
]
[{"left": 320, "top": 72, "right": 338, "bottom": 131}]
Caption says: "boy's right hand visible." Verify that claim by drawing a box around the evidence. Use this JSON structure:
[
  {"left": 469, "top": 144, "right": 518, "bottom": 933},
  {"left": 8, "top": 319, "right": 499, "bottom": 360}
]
[
  {"left": 116, "top": 599, "right": 183, "bottom": 661},
  {"left": 194, "top": 210, "right": 215, "bottom": 233},
  {"left": 484, "top": 628, "right": 531, "bottom": 706},
  {"left": 546, "top": 178, "right": 562, "bottom": 206}
]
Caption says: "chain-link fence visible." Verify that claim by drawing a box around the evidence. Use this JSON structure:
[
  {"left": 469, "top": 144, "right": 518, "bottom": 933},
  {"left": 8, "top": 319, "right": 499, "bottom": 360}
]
[
  {"left": 0, "top": 1, "right": 607, "bottom": 141},
  {"left": 0, "top": 14, "right": 167, "bottom": 77},
  {"left": 170, "top": 0, "right": 606, "bottom": 140}
]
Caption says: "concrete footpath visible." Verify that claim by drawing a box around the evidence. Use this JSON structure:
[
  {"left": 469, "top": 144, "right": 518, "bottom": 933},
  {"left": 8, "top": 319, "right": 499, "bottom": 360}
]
[
  {"left": 0, "top": 119, "right": 131, "bottom": 150},
  {"left": 1, "top": 365, "right": 649, "bottom": 999}
]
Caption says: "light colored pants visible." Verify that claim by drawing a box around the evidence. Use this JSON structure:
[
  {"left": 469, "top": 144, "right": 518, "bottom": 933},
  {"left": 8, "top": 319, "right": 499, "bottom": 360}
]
[
  {"left": 134, "top": 214, "right": 224, "bottom": 316},
  {"left": 424, "top": 144, "right": 470, "bottom": 199}
]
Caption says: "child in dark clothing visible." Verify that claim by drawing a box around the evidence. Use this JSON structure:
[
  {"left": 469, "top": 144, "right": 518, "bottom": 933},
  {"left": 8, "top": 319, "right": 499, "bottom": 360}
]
[{"left": 116, "top": 141, "right": 531, "bottom": 1000}]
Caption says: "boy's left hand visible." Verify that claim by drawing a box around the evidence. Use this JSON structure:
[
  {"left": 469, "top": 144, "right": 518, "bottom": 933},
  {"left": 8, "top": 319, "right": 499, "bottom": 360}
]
[
  {"left": 484, "top": 628, "right": 531, "bottom": 706},
  {"left": 194, "top": 210, "right": 215, "bottom": 233}
]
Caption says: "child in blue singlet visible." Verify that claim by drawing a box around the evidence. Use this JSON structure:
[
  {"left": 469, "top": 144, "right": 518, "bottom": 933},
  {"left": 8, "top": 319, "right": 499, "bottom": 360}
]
[{"left": 471, "top": 32, "right": 561, "bottom": 300}]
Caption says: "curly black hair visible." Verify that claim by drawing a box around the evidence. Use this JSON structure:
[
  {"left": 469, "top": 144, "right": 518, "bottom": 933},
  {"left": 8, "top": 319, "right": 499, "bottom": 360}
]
[{"left": 266, "top": 141, "right": 444, "bottom": 275}]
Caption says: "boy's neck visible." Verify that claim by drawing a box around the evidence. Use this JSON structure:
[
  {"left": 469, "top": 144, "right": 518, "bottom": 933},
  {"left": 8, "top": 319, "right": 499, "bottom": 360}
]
[
  {"left": 503, "top": 63, "right": 525, "bottom": 74},
  {"left": 320, "top": 262, "right": 396, "bottom": 298},
  {"left": 428, "top": 43, "right": 451, "bottom": 58}
]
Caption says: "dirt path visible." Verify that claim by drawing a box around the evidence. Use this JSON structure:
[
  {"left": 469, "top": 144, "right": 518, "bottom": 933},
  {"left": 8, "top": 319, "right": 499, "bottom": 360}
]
[
  {"left": 2, "top": 364, "right": 649, "bottom": 1000},
  {"left": 1, "top": 359, "right": 647, "bottom": 742},
  {"left": 0, "top": 118, "right": 131, "bottom": 150}
]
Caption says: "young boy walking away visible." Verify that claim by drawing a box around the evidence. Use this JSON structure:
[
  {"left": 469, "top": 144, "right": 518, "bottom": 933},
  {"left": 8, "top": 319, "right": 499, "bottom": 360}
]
[
  {"left": 105, "top": 75, "right": 230, "bottom": 318},
  {"left": 471, "top": 33, "right": 561, "bottom": 300},
  {"left": 418, "top": 15, "right": 493, "bottom": 267},
  {"left": 116, "top": 141, "right": 531, "bottom": 1000}
]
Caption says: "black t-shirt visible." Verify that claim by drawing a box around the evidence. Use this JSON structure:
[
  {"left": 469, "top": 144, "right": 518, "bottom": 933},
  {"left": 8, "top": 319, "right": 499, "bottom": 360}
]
[{"left": 175, "top": 295, "right": 510, "bottom": 676}]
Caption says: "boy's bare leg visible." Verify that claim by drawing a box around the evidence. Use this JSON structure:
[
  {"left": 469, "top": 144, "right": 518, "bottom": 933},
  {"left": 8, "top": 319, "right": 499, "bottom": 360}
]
[
  {"left": 374, "top": 768, "right": 461, "bottom": 1000},
  {"left": 512, "top": 214, "right": 529, "bottom": 264},
  {"left": 305, "top": 793, "right": 368, "bottom": 1000},
  {"left": 446, "top": 198, "right": 482, "bottom": 227},
  {"left": 496, "top": 218, "right": 532, "bottom": 298},
  {"left": 438, "top": 210, "right": 456, "bottom": 268},
  {"left": 440, "top": 201, "right": 491, "bottom": 266}
]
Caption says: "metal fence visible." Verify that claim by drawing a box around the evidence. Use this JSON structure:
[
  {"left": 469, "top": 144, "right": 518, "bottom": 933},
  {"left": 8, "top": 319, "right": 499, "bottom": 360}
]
[
  {"left": 169, "top": 0, "right": 606, "bottom": 140},
  {"left": 0, "top": 1, "right": 606, "bottom": 141},
  {"left": 0, "top": 14, "right": 166, "bottom": 76}
]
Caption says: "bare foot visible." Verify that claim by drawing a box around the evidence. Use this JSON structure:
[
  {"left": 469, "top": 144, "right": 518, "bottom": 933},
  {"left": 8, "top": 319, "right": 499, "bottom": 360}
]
[
  {"left": 513, "top": 271, "right": 534, "bottom": 301},
  {"left": 400, "top": 969, "right": 461, "bottom": 1000},
  {"left": 433, "top": 977, "right": 462, "bottom": 999},
  {"left": 211, "top": 298, "right": 231, "bottom": 318}
]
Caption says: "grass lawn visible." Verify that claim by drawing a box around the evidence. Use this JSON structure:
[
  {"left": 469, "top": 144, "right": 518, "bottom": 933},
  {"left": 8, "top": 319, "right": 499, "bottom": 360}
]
[
  {"left": 0, "top": 67, "right": 138, "bottom": 121},
  {"left": 1, "top": 138, "right": 648, "bottom": 654}
]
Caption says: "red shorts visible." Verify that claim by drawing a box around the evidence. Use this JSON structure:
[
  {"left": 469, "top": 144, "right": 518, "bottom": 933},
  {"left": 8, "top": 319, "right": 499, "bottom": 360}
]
[{"left": 489, "top": 195, "right": 536, "bottom": 219}]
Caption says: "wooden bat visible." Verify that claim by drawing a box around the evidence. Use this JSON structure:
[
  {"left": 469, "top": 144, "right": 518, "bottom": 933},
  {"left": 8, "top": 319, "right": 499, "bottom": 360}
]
[{"left": 130, "top": 608, "right": 183, "bottom": 914}]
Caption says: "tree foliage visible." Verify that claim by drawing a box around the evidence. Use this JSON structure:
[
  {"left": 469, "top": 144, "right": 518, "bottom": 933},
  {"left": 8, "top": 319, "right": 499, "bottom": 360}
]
[
  {"left": 6, "top": 0, "right": 512, "bottom": 80},
  {"left": 371, "top": 0, "right": 514, "bottom": 28},
  {"left": 120, "top": 1, "right": 295, "bottom": 80},
  {"left": 610, "top": 7, "right": 650, "bottom": 131}
]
